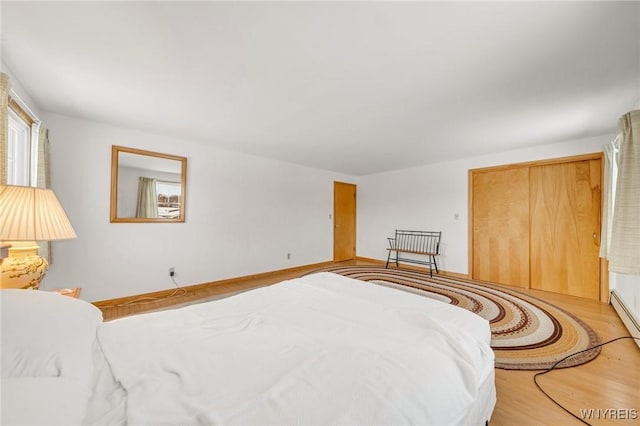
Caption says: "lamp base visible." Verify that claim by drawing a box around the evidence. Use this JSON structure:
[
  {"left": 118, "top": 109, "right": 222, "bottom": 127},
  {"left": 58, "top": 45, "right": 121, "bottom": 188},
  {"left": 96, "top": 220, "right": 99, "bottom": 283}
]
[{"left": 0, "top": 242, "right": 49, "bottom": 290}]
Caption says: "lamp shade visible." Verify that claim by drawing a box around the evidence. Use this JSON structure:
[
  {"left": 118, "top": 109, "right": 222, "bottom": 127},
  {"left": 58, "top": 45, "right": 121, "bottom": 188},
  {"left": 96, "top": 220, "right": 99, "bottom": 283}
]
[{"left": 0, "top": 185, "right": 77, "bottom": 241}]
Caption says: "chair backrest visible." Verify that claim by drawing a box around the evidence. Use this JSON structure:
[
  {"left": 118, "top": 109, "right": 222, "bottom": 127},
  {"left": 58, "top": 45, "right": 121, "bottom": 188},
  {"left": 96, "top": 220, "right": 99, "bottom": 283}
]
[{"left": 395, "top": 230, "right": 441, "bottom": 254}]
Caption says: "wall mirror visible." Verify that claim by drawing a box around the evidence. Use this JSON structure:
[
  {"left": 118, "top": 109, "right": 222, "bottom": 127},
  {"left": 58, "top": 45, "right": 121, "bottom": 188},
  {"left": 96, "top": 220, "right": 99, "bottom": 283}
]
[{"left": 110, "top": 145, "right": 187, "bottom": 223}]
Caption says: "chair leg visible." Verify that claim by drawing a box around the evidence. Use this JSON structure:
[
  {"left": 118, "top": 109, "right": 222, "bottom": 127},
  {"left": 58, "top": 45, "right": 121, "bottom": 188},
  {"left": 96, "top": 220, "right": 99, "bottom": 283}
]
[
  {"left": 432, "top": 256, "right": 439, "bottom": 274},
  {"left": 385, "top": 251, "right": 391, "bottom": 268}
]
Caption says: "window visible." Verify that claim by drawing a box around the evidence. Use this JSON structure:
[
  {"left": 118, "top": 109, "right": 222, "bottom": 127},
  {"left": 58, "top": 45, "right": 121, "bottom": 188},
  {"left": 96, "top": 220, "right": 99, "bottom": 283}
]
[
  {"left": 7, "top": 97, "right": 38, "bottom": 186},
  {"left": 156, "top": 180, "right": 182, "bottom": 218}
]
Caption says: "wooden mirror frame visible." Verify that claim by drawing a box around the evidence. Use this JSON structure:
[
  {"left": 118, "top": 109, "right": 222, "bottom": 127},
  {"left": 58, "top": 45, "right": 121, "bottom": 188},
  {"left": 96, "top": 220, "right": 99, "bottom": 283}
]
[{"left": 110, "top": 146, "right": 187, "bottom": 223}]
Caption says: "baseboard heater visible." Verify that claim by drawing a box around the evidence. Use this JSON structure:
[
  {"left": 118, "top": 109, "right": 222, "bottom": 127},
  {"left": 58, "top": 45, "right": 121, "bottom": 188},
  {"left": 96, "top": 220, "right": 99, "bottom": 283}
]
[{"left": 610, "top": 290, "right": 640, "bottom": 350}]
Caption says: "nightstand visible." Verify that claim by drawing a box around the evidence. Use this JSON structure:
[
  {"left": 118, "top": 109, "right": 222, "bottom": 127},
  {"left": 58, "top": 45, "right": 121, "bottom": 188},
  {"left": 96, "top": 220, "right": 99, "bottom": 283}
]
[{"left": 49, "top": 288, "right": 82, "bottom": 299}]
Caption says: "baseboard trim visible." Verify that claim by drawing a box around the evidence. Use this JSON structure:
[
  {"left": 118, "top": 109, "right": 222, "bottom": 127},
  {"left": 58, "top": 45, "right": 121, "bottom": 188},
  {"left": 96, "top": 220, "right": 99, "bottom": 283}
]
[
  {"left": 355, "top": 256, "right": 469, "bottom": 279},
  {"left": 610, "top": 290, "right": 640, "bottom": 350},
  {"left": 92, "top": 260, "right": 335, "bottom": 308}
]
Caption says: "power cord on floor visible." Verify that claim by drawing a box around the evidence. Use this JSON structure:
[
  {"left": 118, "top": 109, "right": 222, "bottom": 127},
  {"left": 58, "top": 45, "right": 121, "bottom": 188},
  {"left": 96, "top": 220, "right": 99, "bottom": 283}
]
[{"left": 533, "top": 336, "right": 640, "bottom": 425}]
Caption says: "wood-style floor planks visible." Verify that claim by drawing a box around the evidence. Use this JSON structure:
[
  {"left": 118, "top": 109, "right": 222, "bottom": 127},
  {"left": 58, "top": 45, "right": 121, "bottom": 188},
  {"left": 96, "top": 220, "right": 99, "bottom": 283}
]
[{"left": 96, "top": 260, "right": 640, "bottom": 425}]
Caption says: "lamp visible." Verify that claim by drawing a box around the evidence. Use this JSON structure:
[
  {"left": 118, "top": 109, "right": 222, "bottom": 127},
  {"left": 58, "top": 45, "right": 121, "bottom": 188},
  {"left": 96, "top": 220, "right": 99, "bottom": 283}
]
[{"left": 0, "top": 185, "right": 77, "bottom": 289}]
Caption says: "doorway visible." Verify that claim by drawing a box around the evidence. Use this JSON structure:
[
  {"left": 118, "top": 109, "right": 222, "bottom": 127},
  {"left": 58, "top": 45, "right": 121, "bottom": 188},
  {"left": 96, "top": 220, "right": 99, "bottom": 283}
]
[{"left": 333, "top": 181, "right": 356, "bottom": 262}]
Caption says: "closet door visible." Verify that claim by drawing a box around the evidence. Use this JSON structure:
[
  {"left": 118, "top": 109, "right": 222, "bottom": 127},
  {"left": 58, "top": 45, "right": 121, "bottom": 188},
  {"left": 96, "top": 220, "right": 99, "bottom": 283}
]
[
  {"left": 529, "top": 159, "right": 602, "bottom": 300},
  {"left": 471, "top": 167, "right": 530, "bottom": 288},
  {"left": 333, "top": 181, "right": 356, "bottom": 262}
]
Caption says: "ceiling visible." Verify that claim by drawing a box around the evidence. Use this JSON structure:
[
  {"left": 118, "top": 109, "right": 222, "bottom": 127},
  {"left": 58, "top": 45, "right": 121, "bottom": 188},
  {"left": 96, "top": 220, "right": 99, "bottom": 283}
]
[{"left": 2, "top": 1, "right": 639, "bottom": 175}]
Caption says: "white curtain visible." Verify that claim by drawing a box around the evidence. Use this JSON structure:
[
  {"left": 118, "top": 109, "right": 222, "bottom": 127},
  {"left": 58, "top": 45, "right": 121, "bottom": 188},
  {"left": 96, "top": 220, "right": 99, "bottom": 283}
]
[
  {"left": 600, "top": 135, "right": 620, "bottom": 258},
  {"left": 609, "top": 110, "right": 640, "bottom": 273},
  {"left": 37, "top": 127, "right": 52, "bottom": 262},
  {"left": 0, "top": 73, "right": 8, "bottom": 185},
  {"left": 136, "top": 177, "right": 158, "bottom": 218}
]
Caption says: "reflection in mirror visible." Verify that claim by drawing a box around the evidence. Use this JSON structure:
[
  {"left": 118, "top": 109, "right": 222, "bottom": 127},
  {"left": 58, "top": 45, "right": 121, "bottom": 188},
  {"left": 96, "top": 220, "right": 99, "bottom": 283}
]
[{"left": 110, "top": 146, "right": 187, "bottom": 223}]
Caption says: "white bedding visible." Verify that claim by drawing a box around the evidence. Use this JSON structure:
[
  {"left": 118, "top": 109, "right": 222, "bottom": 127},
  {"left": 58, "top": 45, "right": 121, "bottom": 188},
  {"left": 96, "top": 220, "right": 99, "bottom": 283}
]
[
  {"left": 1, "top": 289, "right": 104, "bottom": 425},
  {"left": 97, "top": 272, "right": 495, "bottom": 425}
]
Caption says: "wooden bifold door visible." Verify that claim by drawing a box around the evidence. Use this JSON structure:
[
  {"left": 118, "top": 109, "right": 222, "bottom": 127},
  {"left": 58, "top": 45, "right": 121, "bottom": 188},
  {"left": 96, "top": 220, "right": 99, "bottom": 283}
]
[{"left": 470, "top": 153, "right": 603, "bottom": 300}]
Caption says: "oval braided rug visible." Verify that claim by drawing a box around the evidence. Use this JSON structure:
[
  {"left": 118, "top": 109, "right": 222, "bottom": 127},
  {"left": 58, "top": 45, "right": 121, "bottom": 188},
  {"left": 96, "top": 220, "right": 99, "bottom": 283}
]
[{"left": 311, "top": 266, "right": 601, "bottom": 370}]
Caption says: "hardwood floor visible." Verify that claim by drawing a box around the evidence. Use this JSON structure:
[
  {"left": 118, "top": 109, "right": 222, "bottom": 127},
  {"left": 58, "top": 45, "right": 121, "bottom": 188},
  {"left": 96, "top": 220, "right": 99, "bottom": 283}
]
[
  {"left": 491, "top": 288, "right": 639, "bottom": 426},
  {"left": 96, "top": 260, "right": 640, "bottom": 425}
]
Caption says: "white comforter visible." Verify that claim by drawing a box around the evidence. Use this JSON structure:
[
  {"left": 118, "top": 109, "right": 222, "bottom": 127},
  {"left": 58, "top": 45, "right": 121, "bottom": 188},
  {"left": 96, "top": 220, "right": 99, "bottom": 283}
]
[{"left": 97, "top": 272, "right": 495, "bottom": 425}]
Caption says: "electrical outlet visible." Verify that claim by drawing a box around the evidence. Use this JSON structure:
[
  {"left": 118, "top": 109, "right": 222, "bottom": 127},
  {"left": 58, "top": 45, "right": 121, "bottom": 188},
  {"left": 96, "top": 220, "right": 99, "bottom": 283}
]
[
  {"left": 287, "top": 253, "right": 291, "bottom": 260},
  {"left": 169, "top": 267, "right": 175, "bottom": 277}
]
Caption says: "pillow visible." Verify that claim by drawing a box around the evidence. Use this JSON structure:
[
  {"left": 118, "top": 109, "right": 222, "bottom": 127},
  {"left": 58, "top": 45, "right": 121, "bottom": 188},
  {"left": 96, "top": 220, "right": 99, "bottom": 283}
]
[
  {"left": 1, "top": 377, "right": 91, "bottom": 425},
  {"left": 1, "top": 289, "right": 103, "bottom": 379}
]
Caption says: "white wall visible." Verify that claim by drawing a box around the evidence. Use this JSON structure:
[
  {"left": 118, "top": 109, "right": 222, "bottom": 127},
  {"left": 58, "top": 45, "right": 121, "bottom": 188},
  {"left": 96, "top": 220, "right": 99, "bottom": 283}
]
[
  {"left": 7, "top": 59, "right": 636, "bottom": 305},
  {"left": 357, "top": 134, "right": 612, "bottom": 275},
  {"left": 610, "top": 273, "right": 640, "bottom": 319},
  {"left": 41, "top": 113, "right": 356, "bottom": 301}
]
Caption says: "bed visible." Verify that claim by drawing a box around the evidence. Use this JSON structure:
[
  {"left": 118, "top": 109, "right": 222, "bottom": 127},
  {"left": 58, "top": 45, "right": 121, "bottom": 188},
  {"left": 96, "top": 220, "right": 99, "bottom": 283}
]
[{"left": 1, "top": 272, "right": 496, "bottom": 425}]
